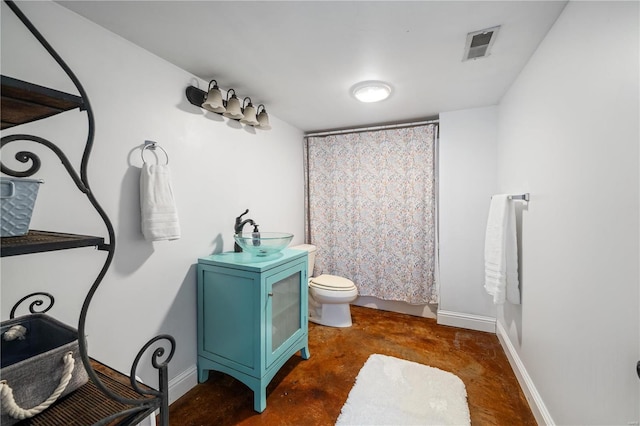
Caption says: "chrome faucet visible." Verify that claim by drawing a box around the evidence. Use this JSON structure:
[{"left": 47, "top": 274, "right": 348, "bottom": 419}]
[{"left": 234, "top": 209, "right": 256, "bottom": 252}]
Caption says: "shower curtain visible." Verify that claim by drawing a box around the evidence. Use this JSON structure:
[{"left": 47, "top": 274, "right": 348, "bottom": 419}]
[{"left": 304, "top": 124, "right": 437, "bottom": 304}]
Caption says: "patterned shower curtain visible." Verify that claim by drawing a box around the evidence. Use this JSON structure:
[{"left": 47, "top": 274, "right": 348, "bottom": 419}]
[{"left": 304, "top": 124, "right": 437, "bottom": 304}]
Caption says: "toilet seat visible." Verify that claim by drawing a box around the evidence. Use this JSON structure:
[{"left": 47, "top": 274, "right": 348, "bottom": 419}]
[{"left": 309, "top": 274, "right": 356, "bottom": 291}]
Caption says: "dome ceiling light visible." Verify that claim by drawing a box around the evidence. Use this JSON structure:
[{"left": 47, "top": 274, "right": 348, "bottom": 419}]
[{"left": 351, "top": 81, "right": 392, "bottom": 103}]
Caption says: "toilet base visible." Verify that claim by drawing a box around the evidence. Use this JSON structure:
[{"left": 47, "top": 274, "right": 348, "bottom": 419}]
[{"left": 309, "top": 301, "right": 353, "bottom": 328}]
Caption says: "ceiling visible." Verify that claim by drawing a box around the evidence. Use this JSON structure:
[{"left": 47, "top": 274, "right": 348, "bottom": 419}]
[{"left": 56, "top": 1, "right": 567, "bottom": 133}]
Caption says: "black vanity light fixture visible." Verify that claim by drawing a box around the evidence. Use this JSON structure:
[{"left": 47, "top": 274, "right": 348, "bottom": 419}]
[{"left": 186, "top": 80, "right": 271, "bottom": 130}]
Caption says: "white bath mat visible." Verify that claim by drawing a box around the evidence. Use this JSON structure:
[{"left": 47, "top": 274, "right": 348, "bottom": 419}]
[{"left": 335, "top": 354, "right": 470, "bottom": 426}]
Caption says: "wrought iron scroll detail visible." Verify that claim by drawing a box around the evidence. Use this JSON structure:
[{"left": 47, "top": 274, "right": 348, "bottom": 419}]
[
  {"left": 1, "top": 134, "right": 88, "bottom": 193},
  {"left": 9, "top": 292, "right": 55, "bottom": 319},
  {"left": 130, "top": 335, "right": 176, "bottom": 397},
  {"left": 0, "top": 147, "right": 41, "bottom": 177}
]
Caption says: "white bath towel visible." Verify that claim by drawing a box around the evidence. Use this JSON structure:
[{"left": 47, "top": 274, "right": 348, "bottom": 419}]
[
  {"left": 484, "top": 195, "right": 520, "bottom": 304},
  {"left": 140, "top": 163, "right": 180, "bottom": 241}
]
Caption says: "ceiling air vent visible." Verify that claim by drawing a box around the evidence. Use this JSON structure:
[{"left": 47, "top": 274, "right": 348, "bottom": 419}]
[{"left": 463, "top": 26, "right": 500, "bottom": 61}]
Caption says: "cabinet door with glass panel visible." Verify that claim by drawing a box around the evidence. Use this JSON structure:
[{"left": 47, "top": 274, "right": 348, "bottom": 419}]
[{"left": 266, "top": 262, "right": 308, "bottom": 367}]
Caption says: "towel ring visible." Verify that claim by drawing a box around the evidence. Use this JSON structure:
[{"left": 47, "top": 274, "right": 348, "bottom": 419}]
[{"left": 141, "top": 140, "right": 169, "bottom": 165}]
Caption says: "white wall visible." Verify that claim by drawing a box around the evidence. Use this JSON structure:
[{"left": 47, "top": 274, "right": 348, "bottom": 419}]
[
  {"left": 496, "top": 1, "right": 639, "bottom": 424},
  {"left": 1, "top": 1, "right": 304, "bottom": 402},
  {"left": 438, "top": 106, "right": 499, "bottom": 331}
]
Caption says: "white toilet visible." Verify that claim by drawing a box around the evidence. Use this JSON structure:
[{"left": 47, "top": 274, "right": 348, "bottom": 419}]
[{"left": 292, "top": 244, "right": 358, "bottom": 328}]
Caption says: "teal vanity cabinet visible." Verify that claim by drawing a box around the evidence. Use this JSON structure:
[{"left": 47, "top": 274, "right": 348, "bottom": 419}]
[{"left": 197, "top": 248, "right": 310, "bottom": 412}]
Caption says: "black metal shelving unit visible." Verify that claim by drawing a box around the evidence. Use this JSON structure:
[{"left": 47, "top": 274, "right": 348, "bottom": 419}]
[{"left": 1, "top": 1, "right": 174, "bottom": 425}]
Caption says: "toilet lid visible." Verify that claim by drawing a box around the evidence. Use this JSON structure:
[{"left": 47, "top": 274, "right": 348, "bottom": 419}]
[{"left": 310, "top": 274, "right": 356, "bottom": 291}]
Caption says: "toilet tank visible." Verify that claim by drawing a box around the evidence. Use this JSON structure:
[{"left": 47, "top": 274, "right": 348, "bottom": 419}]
[{"left": 291, "top": 244, "right": 316, "bottom": 277}]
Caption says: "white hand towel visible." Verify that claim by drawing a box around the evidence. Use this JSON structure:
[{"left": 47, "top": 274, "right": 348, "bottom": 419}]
[
  {"left": 140, "top": 163, "right": 181, "bottom": 241},
  {"left": 484, "top": 195, "right": 520, "bottom": 304}
]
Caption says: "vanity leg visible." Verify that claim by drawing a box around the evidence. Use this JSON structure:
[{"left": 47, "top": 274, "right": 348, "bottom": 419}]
[
  {"left": 254, "top": 387, "right": 267, "bottom": 413},
  {"left": 301, "top": 345, "right": 311, "bottom": 360},
  {"left": 198, "top": 368, "right": 209, "bottom": 383}
]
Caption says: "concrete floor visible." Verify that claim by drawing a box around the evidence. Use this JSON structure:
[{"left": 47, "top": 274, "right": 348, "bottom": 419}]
[{"left": 169, "top": 305, "right": 535, "bottom": 425}]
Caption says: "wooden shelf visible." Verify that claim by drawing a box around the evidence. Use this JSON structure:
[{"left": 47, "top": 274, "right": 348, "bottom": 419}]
[
  {"left": 0, "top": 230, "right": 105, "bottom": 257},
  {"left": 21, "top": 359, "right": 155, "bottom": 426},
  {"left": 1, "top": 75, "right": 84, "bottom": 129}
]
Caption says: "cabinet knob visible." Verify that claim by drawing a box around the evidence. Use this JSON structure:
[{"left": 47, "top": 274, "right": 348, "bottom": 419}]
[{"left": 268, "top": 292, "right": 273, "bottom": 297}]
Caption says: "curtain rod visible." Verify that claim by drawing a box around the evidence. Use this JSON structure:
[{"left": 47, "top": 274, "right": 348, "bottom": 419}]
[{"left": 304, "top": 118, "right": 439, "bottom": 138}]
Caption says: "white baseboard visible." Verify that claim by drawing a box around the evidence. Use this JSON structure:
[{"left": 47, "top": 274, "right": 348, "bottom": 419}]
[
  {"left": 168, "top": 364, "right": 198, "bottom": 405},
  {"left": 496, "top": 321, "right": 554, "bottom": 426},
  {"left": 436, "top": 310, "right": 496, "bottom": 333}
]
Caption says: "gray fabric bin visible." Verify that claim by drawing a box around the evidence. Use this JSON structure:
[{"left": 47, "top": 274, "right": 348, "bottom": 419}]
[
  {"left": 0, "top": 177, "right": 44, "bottom": 237},
  {"left": 0, "top": 314, "right": 89, "bottom": 425}
]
